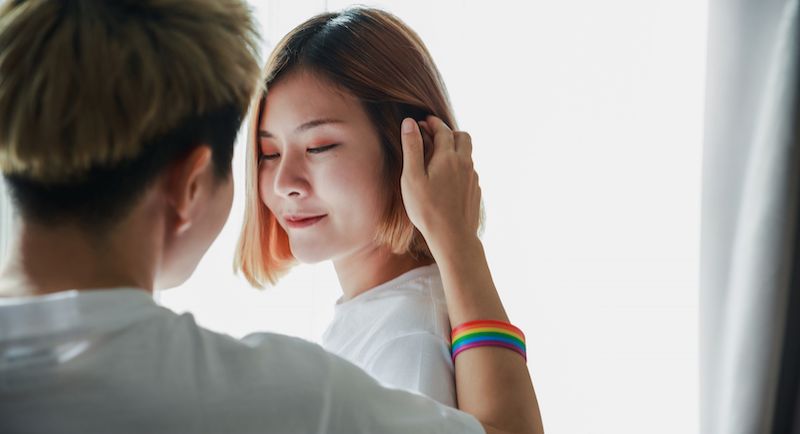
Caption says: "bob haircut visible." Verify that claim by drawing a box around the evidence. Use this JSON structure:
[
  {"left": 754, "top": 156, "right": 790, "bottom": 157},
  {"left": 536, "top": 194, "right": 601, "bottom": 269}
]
[{"left": 235, "top": 7, "right": 458, "bottom": 287}]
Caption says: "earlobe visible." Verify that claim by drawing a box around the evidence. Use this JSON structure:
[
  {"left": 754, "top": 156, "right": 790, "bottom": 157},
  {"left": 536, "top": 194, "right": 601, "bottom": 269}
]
[{"left": 175, "top": 218, "right": 193, "bottom": 235}]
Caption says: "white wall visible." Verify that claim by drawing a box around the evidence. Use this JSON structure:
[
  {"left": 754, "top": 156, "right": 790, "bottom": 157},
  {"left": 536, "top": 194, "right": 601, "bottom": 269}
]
[{"left": 159, "top": 1, "right": 706, "bottom": 433}]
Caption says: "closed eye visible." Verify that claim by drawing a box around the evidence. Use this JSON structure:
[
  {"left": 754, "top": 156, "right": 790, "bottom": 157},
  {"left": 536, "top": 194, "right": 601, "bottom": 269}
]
[
  {"left": 307, "top": 143, "right": 339, "bottom": 154},
  {"left": 259, "top": 144, "right": 339, "bottom": 163},
  {"left": 259, "top": 153, "right": 279, "bottom": 162}
]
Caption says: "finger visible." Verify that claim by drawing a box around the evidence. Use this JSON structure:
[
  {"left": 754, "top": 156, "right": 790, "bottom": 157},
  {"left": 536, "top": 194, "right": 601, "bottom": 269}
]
[
  {"left": 418, "top": 120, "right": 435, "bottom": 164},
  {"left": 454, "top": 131, "right": 473, "bottom": 158},
  {"left": 420, "top": 126, "right": 435, "bottom": 165},
  {"left": 425, "top": 115, "right": 455, "bottom": 153},
  {"left": 418, "top": 120, "right": 432, "bottom": 136},
  {"left": 401, "top": 117, "right": 425, "bottom": 178}
]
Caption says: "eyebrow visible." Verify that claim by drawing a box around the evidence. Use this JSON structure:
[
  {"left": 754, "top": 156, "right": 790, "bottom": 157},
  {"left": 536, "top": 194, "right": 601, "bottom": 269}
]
[{"left": 258, "top": 118, "right": 344, "bottom": 138}]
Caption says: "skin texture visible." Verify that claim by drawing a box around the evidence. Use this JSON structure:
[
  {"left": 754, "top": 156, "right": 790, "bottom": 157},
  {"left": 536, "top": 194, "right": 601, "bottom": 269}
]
[{"left": 257, "top": 70, "right": 431, "bottom": 300}]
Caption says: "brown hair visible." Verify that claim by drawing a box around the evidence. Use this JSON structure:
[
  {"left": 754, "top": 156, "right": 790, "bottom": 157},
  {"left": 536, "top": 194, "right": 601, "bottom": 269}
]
[{"left": 235, "top": 7, "right": 457, "bottom": 287}]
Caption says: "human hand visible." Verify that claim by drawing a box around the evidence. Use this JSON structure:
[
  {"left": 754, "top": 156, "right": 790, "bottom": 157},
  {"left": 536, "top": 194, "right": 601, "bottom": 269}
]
[{"left": 399, "top": 115, "right": 481, "bottom": 252}]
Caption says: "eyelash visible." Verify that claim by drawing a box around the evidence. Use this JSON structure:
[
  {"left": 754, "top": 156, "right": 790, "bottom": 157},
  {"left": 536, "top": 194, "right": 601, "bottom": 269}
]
[{"left": 259, "top": 144, "right": 339, "bottom": 162}]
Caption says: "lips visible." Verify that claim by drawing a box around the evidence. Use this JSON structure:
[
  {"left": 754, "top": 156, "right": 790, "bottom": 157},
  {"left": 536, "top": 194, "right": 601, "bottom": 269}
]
[{"left": 283, "top": 214, "right": 327, "bottom": 229}]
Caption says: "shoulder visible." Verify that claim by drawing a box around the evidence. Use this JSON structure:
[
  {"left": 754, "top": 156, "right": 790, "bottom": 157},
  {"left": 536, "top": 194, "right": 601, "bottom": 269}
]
[
  {"left": 359, "top": 273, "right": 450, "bottom": 335},
  {"left": 156, "top": 315, "right": 352, "bottom": 430},
  {"left": 173, "top": 317, "right": 335, "bottom": 389}
]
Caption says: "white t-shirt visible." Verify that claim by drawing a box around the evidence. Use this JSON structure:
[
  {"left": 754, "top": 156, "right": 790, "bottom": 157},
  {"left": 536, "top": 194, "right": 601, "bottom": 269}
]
[
  {"left": 321, "top": 264, "right": 456, "bottom": 407},
  {"left": 0, "top": 288, "right": 482, "bottom": 434}
]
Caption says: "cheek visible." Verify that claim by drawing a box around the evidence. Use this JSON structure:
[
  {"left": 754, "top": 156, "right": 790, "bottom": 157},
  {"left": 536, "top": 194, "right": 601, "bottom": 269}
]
[
  {"left": 222, "top": 177, "right": 234, "bottom": 218},
  {"left": 319, "top": 160, "right": 385, "bottom": 220},
  {"left": 210, "top": 175, "right": 234, "bottom": 223}
]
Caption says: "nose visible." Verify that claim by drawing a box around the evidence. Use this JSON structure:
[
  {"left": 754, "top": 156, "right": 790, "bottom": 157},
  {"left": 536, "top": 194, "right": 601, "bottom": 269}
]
[{"left": 273, "top": 152, "right": 311, "bottom": 199}]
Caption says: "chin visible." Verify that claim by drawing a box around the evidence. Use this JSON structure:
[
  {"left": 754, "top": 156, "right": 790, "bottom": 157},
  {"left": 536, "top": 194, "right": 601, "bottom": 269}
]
[{"left": 288, "top": 242, "right": 334, "bottom": 264}]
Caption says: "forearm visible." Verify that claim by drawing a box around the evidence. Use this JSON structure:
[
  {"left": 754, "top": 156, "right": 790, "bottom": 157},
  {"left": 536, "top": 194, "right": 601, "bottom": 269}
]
[
  {"left": 433, "top": 236, "right": 507, "bottom": 325},
  {"left": 396, "top": 115, "right": 543, "bottom": 433},
  {"left": 431, "top": 235, "right": 544, "bottom": 434}
]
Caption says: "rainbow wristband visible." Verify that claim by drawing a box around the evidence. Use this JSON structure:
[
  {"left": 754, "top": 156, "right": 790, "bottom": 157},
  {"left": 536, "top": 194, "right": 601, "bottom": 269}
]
[{"left": 451, "top": 320, "right": 526, "bottom": 362}]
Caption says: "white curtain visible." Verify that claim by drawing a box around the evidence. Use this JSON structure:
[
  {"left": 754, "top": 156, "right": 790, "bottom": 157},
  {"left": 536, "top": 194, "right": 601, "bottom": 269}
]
[{"left": 701, "top": 0, "right": 800, "bottom": 432}]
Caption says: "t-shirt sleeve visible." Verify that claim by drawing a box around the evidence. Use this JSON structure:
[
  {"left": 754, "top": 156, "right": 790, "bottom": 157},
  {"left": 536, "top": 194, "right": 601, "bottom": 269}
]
[
  {"left": 322, "top": 350, "right": 484, "bottom": 434},
  {"left": 362, "top": 332, "right": 457, "bottom": 407}
]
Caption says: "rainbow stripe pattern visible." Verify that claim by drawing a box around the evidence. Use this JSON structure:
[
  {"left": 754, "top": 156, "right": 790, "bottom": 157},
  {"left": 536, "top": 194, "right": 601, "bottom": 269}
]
[{"left": 451, "top": 319, "right": 526, "bottom": 362}]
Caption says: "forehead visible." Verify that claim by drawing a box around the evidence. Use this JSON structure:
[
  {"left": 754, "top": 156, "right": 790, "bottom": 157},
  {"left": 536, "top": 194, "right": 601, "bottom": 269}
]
[{"left": 260, "top": 70, "right": 362, "bottom": 130}]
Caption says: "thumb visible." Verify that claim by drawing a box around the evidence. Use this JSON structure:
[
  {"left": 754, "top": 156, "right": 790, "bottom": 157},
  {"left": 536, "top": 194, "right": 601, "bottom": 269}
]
[{"left": 401, "top": 118, "right": 425, "bottom": 178}]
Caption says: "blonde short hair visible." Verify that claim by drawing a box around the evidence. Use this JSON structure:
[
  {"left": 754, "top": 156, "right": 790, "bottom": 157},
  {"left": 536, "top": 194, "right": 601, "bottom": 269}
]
[{"left": 0, "top": 0, "right": 261, "bottom": 183}]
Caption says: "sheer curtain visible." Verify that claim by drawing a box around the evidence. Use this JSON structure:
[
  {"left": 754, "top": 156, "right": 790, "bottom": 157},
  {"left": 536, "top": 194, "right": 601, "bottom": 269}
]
[{"left": 700, "top": 0, "right": 800, "bottom": 432}]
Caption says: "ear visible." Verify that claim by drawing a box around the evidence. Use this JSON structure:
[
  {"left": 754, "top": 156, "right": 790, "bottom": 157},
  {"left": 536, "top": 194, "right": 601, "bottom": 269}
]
[{"left": 164, "top": 145, "right": 214, "bottom": 235}]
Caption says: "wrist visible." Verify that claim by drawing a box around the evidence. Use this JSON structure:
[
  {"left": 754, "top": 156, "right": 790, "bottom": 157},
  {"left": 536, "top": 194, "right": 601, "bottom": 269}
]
[
  {"left": 426, "top": 229, "right": 482, "bottom": 260},
  {"left": 429, "top": 233, "right": 510, "bottom": 326}
]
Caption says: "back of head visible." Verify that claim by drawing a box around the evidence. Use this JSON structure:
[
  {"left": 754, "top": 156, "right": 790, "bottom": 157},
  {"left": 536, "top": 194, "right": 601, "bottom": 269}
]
[{"left": 0, "top": 0, "right": 261, "bottom": 229}]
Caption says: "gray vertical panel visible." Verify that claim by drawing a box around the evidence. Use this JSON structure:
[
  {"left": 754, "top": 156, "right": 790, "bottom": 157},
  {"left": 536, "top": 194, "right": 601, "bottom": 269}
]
[{"left": 701, "top": 0, "right": 800, "bottom": 433}]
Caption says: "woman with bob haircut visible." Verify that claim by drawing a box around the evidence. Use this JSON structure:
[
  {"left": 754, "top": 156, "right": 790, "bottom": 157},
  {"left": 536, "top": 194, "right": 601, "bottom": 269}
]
[{"left": 236, "top": 8, "right": 485, "bottom": 406}]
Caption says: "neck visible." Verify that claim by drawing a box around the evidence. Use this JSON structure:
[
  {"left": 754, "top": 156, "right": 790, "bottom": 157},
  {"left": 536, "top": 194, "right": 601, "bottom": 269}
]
[
  {"left": 332, "top": 244, "right": 434, "bottom": 301},
  {"left": 0, "top": 218, "right": 161, "bottom": 298}
]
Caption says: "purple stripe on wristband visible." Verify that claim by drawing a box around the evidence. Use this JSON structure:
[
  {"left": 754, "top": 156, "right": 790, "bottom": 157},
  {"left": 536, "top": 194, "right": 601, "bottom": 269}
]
[{"left": 451, "top": 341, "right": 527, "bottom": 362}]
